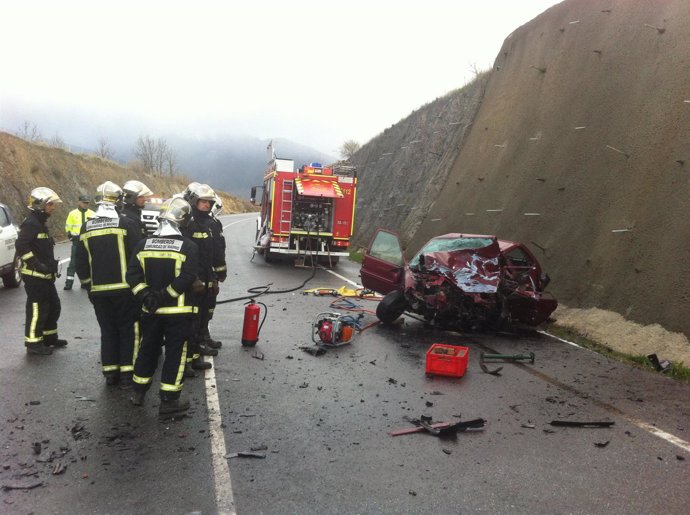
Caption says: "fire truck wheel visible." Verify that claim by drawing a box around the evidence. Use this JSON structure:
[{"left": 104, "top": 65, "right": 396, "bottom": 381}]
[{"left": 376, "top": 290, "right": 406, "bottom": 324}]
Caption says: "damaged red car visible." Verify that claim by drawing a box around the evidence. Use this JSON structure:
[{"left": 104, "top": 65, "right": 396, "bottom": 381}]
[{"left": 360, "top": 230, "right": 557, "bottom": 331}]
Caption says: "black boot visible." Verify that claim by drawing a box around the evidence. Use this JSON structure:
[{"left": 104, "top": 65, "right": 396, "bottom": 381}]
[
  {"left": 159, "top": 395, "right": 190, "bottom": 416},
  {"left": 203, "top": 328, "right": 222, "bottom": 349},
  {"left": 105, "top": 373, "right": 120, "bottom": 386},
  {"left": 45, "top": 338, "right": 68, "bottom": 348},
  {"left": 184, "top": 363, "right": 198, "bottom": 378},
  {"left": 119, "top": 373, "right": 134, "bottom": 390},
  {"left": 26, "top": 344, "right": 52, "bottom": 355},
  {"left": 198, "top": 342, "right": 218, "bottom": 356},
  {"left": 63, "top": 279, "right": 73, "bottom": 291},
  {"left": 191, "top": 357, "right": 212, "bottom": 370},
  {"left": 130, "top": 390, "right": 146, "bottom": 406}
]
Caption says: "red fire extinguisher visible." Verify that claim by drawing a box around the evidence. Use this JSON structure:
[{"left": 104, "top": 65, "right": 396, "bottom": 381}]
[{"left": 242, "top": 299, "right": 266, "bottom": 347}]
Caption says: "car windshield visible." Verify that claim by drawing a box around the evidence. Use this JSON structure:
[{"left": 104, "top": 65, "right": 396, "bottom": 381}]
[{"left": 410, "top": 236, "right": 495, "bottom": 267}]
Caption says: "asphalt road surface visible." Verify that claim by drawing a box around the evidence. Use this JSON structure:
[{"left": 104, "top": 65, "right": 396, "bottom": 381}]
[{"left": 1, "top": 213, "right": 689, "bottom": 514}]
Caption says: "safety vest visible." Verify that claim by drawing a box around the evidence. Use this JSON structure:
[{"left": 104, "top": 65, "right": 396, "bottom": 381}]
[{"left": 65, "top": 207, "right": 95, "bottom": 238}]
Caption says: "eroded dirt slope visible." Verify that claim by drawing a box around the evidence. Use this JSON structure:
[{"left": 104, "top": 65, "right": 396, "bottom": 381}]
[{"left": 354, "top": 0, "right": 690, "bottom": 340}]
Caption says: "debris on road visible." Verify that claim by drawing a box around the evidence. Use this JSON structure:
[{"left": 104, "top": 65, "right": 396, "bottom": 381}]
[
  {"left": 550, "top": 420, "right": 615, "bottom": 428},
  {"left": 224, "top": 452, "right": 267, "bottom": 459},
  {"left": 51, "top": 461, "right": 66, "bottom": 475},
  {"left": 299, "top": 346, "right": 326, "bottom": 356},
  {"left": 594, "top": 441, "right": 610, "bottom": 448},
  {"left": 425, "top": 344, "right": 468, "bottom": 378},
  {"left": 252, "top": 351, "right": 265, "bottom": 360},
  {"left": 647, "top": 353, "right": 672, "bottom": 373},
  {"left": 1, "top": 481, "right": 44, "bottom": 491},
  {"left": 390, "top": 416, "right": 486, "bottom": 436}
]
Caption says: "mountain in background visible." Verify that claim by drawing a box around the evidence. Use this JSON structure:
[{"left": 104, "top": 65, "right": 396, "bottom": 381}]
[{"left": 0, "top": 104, "right": 336, "bottom": 197}]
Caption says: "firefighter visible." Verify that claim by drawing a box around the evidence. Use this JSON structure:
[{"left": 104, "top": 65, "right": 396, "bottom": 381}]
[
  {"left": 63, "top": 195, "right": 95, "bottom": 290},
  {"left": 15, "top": 187, "right": 66, "bottom": 355},
  {"left": 182, "top": 183, "right": 221, "bottom": 373},
  {"left": 75, "top": 181, "right": 143, "bottom": 388},
  {"left": 204, "top": 194, "right": 227, "bottom": 349},
  {"left": 126, "top": 197, "right": 199, "bottom": 416},
  {"left": 120, "top": 180, "right": 153, "bottom": 239}
]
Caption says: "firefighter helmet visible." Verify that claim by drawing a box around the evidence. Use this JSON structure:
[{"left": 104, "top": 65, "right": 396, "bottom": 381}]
[
  {"left": 122, "top": 180, "right": 153, "bottom": 206},
  {"left": 186, "top": 183, "right": 216, "bottom": 209},
  {"left": 27, "top": 187, "right": 62, "bottom": 211},
  {"left": 211, "top": 194, "right": 223, "bottom": 217},
  {"left": 95, "top": 181, "right": 123, "bottom": 204},
  {"left": 182, "top": 182, "right": 201, "bottom": 203},
  {"left": 158, "top": 197, "right": 192, "bottom": 227}
]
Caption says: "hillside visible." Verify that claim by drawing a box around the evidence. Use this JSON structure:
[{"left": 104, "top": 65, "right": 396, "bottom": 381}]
[
  {"left": 0, "top": 131, "right": 254, "bottom": 240},
  {"left": 352, "top": 0, "right": 690, "bottom": 346}
]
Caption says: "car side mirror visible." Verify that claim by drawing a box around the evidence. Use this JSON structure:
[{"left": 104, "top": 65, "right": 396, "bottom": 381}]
[{"left": 541, "top": 273, "right": 551, "bottom": 290}]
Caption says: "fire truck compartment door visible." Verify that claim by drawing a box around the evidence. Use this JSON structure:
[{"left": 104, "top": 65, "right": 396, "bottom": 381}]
[{"left": 295, "top": 178, "right": 343, "bottom": 198}]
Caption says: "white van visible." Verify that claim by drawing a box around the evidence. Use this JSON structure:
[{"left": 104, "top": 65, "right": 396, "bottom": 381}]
[{"left": 0, "top": 202, "right": 21, "bottom": 288}]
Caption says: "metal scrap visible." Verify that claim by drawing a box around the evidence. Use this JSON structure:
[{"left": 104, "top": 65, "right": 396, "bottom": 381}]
[
  {"left": 224, "top": 452, "right": 266, "bottom": 459},
  {"left": 550, "top": 420, "right": 615, "bottom": 428}
]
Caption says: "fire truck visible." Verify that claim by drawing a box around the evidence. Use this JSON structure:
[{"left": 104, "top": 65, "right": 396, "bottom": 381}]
[{"left": 251, "top": 147, "right": 357, "bottom": 266}]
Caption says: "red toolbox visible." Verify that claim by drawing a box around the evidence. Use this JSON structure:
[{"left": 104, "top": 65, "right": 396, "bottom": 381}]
[{"left": 425, "top": 344, "right": 469, "bottom": 377}]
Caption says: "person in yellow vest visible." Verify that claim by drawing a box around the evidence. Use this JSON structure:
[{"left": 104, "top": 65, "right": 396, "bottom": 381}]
[{"left": 64, "top": 195, "right": 95, "bottom": 290}]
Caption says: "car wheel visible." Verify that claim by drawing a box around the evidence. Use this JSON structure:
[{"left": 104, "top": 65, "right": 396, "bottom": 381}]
[
  {"left": 2, "top": 257, "right": 22, "bottom": 288},
  {"left": 376, "top": 290, "right": 406, "bottom": 324}
]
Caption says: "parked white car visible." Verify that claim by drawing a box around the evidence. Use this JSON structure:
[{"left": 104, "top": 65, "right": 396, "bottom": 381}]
[
  {"left": 0, "top": 202, "right": 21, "bottom": 288},
  {"left": 141, "top": 197, "right": 164, "bottom": 234}
]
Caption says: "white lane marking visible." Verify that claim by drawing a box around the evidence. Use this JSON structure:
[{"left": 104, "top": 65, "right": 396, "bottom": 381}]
[
  {"left": 222, "top": 216, "right": 255, "bottom": 230},
  {"left": 539, "top": 330, "right": 690, "bottom": 454},
  {"left": 204, "top": 355, "right": 237, "bottom": 514},
  {"left": 321, "top": 267, "right": 362, "bottom": 288}
]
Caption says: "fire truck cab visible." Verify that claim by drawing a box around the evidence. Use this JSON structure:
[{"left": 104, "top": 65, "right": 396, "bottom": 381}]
[{"left": 252, "top": 149, "right": 357, "bottom": 266}]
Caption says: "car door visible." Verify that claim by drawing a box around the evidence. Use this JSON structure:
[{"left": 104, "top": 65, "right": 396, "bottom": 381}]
[
  {"left": 0, "top": 205, "right": 18, "bottom": 269},
  {"left": 360, "top": 229, "right": 405, "bottom": 295}
]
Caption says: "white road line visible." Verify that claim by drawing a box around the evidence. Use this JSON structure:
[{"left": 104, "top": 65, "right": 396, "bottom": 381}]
[
  {"left": 321, "top": 267, "right": 362, "bottom": 288},
  {"left": 539, "top": 330, "right": 690, "bottom": 454},
  {"left": 204, "top": 355, "right": 237, "bottom": 515}
]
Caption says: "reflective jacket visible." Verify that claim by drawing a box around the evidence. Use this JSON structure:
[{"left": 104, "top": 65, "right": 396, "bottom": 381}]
[
  {"left": 126, "top": 235, "right": 199, "bottom": 316},
  {"left": 120, "top": 204, "right": 147, "bottom": 240},
  {"left": 183, "top": 209, "right": 218, "bottom": 282},
  {"left": 16, "top": 210, "right": 58, "bottom": 280},
  {"left": 75, "top": 215, "right": 143, "bottom": 295},
  {"left": 65, "top": 207, "right": 95, "bottom": 239},
  {"left": 209, "top": 215, "right": 227, "bottom": 278}
]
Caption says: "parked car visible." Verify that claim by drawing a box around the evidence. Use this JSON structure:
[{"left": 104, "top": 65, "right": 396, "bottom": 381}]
[
  {"left": 0, "top": 202, "right": 22, "bottom": 288},
  {"left": 360, "top": 229, "right": 557, "bottom": 331},
  {"left": 141, "top": 197, "right": 164, "bottom": 234}
]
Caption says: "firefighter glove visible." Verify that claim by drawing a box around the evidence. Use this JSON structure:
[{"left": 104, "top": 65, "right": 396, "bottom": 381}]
[
  {"left": 142, "top": 290, "right": 162, "bottom": 313},
  {"left": 210, "top": 280, "right": 220, "bottom": 296},
  {"left": 216, "top": 271, "right": 227, "bottom": 283},
  {"left": 192, "top": 279, "right": 205, "bottom": 296}
]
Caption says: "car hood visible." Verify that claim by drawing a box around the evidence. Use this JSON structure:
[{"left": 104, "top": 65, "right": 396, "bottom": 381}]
[{"left": 416, "top": 241, "right": 502, "bottom": 293}]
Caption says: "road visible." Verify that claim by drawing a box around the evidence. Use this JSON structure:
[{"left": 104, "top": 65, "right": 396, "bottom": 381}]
[{"left": 1, "top": 213, "right": 689, "bottom": 514}]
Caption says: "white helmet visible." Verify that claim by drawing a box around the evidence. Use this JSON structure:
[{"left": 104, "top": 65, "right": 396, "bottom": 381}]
[
  {"left": 158, "top": 197, "right": 192, "bottom": 227},
  {"left": 27, "top": 187, "right": 62, "bottom": 211},
  {"left": 122, "top": 180, "right": 153, "bottom": 206},
  {"left": 186, "top": 183, "right": 216, "bottom": 209},
  {"left": 95, "top": 181, "right": 123, "bottom": 204},
  {"left": 211, "top": 194, "right": 223, "bottom": 217}
]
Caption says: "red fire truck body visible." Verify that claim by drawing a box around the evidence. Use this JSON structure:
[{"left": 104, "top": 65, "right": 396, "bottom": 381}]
[{"left": 253, "top": 156, "right": 357, "bottom": 265}]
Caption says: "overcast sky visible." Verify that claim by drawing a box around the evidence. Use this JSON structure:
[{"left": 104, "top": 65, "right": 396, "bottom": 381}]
[{"left": 1, "top": 0, "right": 560, "bottom": 154}]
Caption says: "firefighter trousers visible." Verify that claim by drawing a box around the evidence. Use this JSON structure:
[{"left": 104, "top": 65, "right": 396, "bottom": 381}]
[
  {"left": 65, "top": 239, "right": 78, "bottom": 281},
  {"left": 189, "top": 288, "right": 213, "bottom": 362},
  {"left": 92, "top": 294, "right": 139, "bottom": 377},
  {"left": 133, "top": 315, "right": 191, "bottom": 399},
  {"left": 23, "top": 277, "right": 61, "bottom": 347}
]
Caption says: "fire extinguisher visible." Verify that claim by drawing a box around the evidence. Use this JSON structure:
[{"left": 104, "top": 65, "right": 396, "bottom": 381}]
[{"left": 242, "top": 299, "right": 267, "bottom": 347}]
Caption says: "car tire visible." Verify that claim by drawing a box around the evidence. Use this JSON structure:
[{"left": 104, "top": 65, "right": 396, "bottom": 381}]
[
  {"left": 376, "top": 290, "right": 406, "bottom": 324},
  {"left": 2, "top": 257, "right": 22, "bottom": 288}
]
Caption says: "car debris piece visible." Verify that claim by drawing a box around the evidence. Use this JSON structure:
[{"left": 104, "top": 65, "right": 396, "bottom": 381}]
[
  {"left": 420, "top": 418, "right": 486, "bottom": 436},
  {"left": 224, "top": 452, "right": 266, "bottom": 459},
  {"left": 550, "top": 421, "right": 615, "bottom": 428},
  {"left": 2, "top": 481, "right": 44, "bottom": 491},
  {"left": 32, "top": 442, "right": 41, "bottom": 455},
  {"left": 299, "top": 346, "right": 327, "bottom": 356},
  {"left": 480, "top": 352, "right": 535, "bottom": 364},
  {"left": 51, "top": 461, "right": 66, "bottom": 475},
  {"left": 647, "top": 353, "right": 672, "bottom": 373},
  {"left": 479, "top": 361, "right": 503, "bottom": 375},
  {"left": 252, "top": 351, "right": 265, "bottom": 360},
  {"left": 594, "top": 441, "right": 610, "bottom": 448}
]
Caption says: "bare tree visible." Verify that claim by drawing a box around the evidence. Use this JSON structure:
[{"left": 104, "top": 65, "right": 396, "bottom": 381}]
[
  {"left": 49, "top": 132, "right": 66, "bottom": 149},
  {"left": 163, "top": 146, "right": 177, "bottom": 176},
  {"left": 339, "top": 139, "right": 361, "bottom": 160},
  {"left": 18, "top": 121, "right": 42, "bottom": 142},
  {"left": 133, "top": 135, "right": 177, "bottom": 176},
  {"left": 96, "top": 137, "right": 115, "bottom": 160}
]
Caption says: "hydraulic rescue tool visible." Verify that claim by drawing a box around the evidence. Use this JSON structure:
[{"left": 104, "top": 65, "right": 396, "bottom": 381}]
[{"left": 479, "top": 351, "right": 535, "bottom": 375}]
